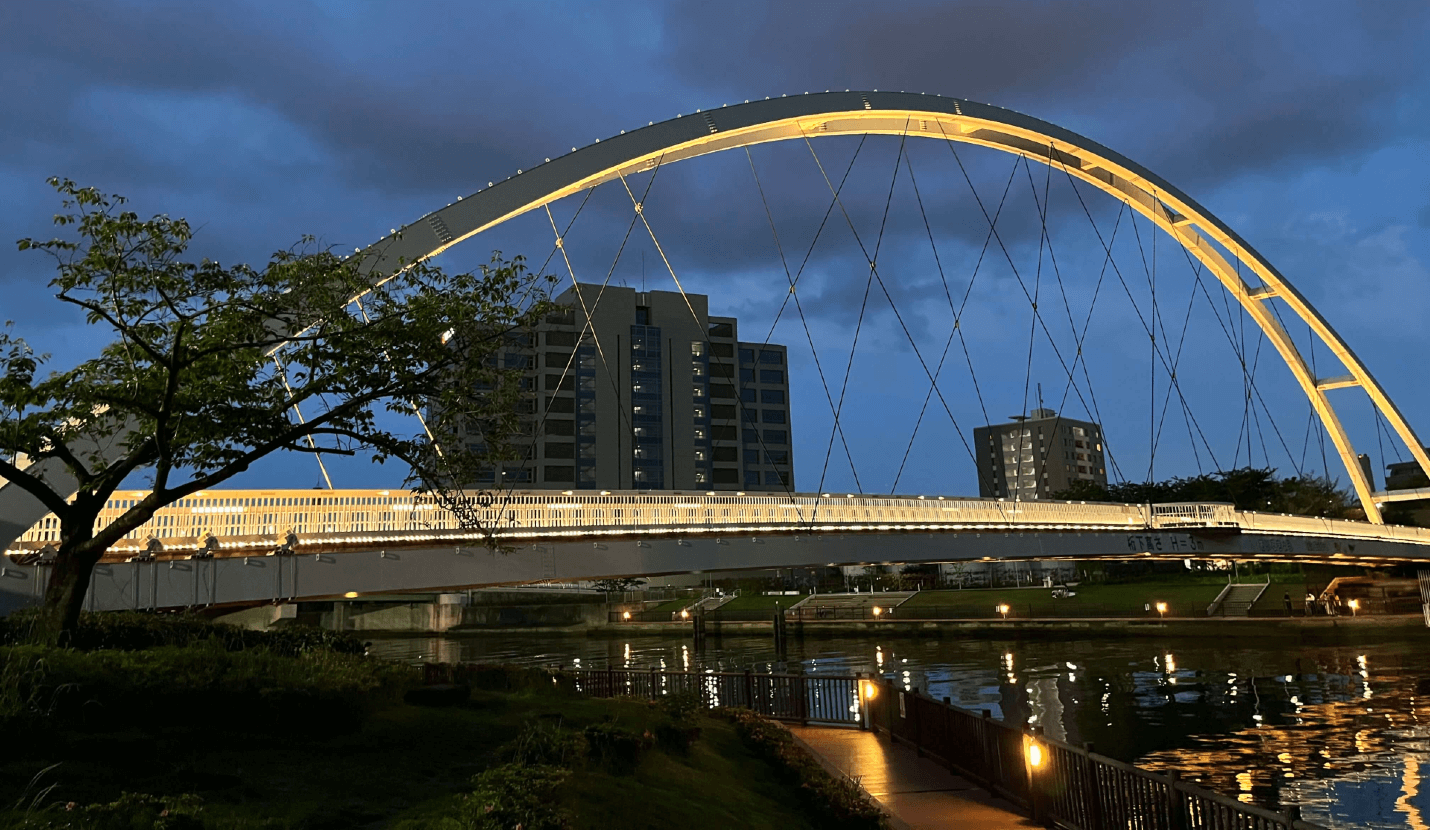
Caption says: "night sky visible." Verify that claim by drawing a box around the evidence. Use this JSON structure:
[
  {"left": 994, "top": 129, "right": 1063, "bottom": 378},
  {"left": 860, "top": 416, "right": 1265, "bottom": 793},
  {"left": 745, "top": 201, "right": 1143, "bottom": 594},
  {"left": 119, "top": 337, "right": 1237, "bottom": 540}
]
[{"left": 3, "top": 1, "right": 1428, "bottom": 498}]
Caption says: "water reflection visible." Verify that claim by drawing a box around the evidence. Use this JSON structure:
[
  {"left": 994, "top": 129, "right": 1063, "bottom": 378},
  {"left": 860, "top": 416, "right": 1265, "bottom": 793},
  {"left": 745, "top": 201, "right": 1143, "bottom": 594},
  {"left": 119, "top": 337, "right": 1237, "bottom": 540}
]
[{"left": 369, "top": 633, "right": 1430, "bottom": 828}]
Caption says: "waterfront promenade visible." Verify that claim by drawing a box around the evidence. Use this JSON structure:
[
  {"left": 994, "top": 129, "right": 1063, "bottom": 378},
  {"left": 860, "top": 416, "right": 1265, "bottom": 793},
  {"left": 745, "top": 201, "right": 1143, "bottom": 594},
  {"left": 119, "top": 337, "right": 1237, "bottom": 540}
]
[{"left": 789, "top": 726, "right": 1037, "bottom": 829}]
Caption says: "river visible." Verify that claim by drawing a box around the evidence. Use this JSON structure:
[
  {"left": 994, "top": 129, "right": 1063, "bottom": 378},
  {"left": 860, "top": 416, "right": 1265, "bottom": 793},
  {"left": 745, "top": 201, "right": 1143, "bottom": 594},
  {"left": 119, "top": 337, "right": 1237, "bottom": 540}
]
[{"left": 368, "top": 631, "right": 1430, "bottom": 829}]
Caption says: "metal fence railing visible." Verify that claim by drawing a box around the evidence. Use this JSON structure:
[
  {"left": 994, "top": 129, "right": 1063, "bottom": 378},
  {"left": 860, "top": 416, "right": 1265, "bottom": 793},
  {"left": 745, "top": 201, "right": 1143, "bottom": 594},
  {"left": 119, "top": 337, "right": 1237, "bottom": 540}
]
[
  {"left": 865, "top": 676, "right": 1325, "bottom": 830},
  {"left": 566, "top": 667, "right": 860, "bottom": 726},
  {"left": 432, "top": 661, "right": 1329, "bottom": 829}
]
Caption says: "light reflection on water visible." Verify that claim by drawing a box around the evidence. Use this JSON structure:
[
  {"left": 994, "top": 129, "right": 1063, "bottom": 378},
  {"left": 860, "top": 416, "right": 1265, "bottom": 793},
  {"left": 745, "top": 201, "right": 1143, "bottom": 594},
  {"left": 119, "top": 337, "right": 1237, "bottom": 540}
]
[{"left": 368, "top": 632, "right": 1430, "bottom": 829}]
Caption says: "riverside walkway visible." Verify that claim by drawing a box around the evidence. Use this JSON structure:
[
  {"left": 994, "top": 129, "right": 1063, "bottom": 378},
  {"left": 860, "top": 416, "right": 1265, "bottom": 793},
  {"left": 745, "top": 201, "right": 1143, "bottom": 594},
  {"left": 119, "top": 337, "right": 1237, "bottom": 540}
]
[{"left": 789, "top": 726, "right": 1037, "bottom": 829}]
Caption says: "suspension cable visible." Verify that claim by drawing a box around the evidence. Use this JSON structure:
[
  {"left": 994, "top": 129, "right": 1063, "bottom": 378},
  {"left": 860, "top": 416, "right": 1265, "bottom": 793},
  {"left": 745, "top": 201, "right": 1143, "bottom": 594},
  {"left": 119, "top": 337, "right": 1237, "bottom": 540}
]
[
  {"left": 807, "top": 124, "right": 1006, "bottom": 503},
  {"left": 745, "top": 145, "right": 865, "bottom": 490},
  {"left": 617, "top": 156, "right": 808, "bottom": 516},
  {"left": 890, "top": 150, "right": 1017, "bottom": 492}
]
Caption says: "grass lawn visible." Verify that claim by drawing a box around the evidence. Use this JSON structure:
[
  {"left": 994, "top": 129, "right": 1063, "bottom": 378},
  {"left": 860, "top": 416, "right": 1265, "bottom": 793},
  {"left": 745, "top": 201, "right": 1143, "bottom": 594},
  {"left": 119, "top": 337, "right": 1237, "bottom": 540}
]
[
  {"left": 898, "top": 581, "right": 1229, "bottom": 618},
  {"left": 0, "top": 663, "right": 818, "bottom": 829},
  {"left": 646, "top": 598, "right": 693, "bottom": 615},
  {"left": 718, "top": 593, "right": 805, "bottom": 613}
]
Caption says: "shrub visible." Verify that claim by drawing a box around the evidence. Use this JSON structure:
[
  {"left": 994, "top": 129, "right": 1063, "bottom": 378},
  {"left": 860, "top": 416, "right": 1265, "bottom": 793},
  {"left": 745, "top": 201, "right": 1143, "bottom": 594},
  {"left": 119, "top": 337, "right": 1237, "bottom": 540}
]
[
  {"left": 5, "top": 792, "right": 205, "bottom": 830},
  {"left": 504, "top": 720, "right": 587, "bottom": 768},
  {"left": 0, "top": 642, "right": 411, "bottom": 736},
  {"left": 580, "top": 723, "right": 653, "bottom": 774},
  {"left": 655, "top": 690, "right": 703, "bottom": 725},
  {"left": 0, "top": 610, "right": 365, "bottom": 656},
  {"left": 458, "top": 764, "right": 570, "bottom": 830},
  {"left": 729, "top": 711, "right": 888, "bottom": 830}
]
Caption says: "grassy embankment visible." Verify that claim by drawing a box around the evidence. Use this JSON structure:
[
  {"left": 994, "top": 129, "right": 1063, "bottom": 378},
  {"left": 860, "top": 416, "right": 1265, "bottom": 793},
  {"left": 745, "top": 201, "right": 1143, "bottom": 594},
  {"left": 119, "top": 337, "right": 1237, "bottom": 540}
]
[
  {"left": 897, "top": 576, "right": 1310, "bottom": 618},
  {"left": 0, "top": 612, "right": 878, "bottom": 830}
]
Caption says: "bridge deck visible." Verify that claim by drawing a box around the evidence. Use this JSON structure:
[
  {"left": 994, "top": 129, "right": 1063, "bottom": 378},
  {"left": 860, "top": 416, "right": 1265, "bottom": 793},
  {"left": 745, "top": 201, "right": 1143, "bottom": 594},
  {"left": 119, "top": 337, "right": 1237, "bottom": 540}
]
[{"left": 8, "top": 489, "right": 1430, "bottom": 559}]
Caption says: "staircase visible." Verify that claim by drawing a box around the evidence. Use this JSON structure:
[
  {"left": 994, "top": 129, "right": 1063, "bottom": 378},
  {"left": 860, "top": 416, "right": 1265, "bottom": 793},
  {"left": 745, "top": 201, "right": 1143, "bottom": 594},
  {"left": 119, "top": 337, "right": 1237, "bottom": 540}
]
[{"left": 1207, "top": 582, "right": 1268, "bottom": 617}]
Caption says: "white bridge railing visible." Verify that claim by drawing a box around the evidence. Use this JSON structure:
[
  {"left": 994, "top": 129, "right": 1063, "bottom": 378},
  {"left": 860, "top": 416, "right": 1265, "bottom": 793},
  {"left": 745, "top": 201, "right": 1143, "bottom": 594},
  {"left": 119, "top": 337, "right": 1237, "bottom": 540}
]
[{"left": 8, "top": 490, "right": 1430, "bottom": 557}]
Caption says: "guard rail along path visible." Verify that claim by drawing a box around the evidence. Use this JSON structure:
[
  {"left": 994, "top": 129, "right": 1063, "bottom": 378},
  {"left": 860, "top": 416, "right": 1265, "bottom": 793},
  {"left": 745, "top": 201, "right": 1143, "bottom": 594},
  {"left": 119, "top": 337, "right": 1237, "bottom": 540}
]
[
  {"left": 497, "top": 664, "right": 1327, "bottom": 830},
  {"left": 9, "top": 490, "right": 1430, "bottom": 560}
]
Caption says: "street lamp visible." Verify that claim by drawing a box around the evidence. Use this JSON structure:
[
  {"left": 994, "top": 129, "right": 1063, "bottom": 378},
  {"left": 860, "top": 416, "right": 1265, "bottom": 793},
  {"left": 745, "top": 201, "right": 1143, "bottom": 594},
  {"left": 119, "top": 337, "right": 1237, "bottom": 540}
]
[
  {"left": 680, "top": 609, "right": 690, "bottom": 620},
  {"left": 1155, "top": 602, "right": 1168, "bottom": 619},
  {"left": 622, "top": 610, "right": 632, "bottom": 621},
  {"left": 872, "top": 606, "right": 883, "bottom": 618},
  {"left": 1348, "top": 599, "right": 1360, "bottom": 617},
  {"left": 997, "top": 604, "right": 1010, "bottom": 619}
]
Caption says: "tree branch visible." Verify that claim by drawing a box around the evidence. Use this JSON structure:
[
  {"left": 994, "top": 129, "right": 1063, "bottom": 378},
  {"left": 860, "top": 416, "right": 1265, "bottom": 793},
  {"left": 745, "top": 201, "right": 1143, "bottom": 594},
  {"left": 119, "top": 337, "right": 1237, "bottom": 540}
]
[{"left": 0, "top": 456, "right": 72, "bottom": 517}]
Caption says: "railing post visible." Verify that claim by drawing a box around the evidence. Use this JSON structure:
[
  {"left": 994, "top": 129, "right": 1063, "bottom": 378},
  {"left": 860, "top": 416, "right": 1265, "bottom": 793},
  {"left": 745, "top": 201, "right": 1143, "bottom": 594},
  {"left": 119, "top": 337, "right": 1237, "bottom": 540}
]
[
  {"left": 650, "top": 667, "right": 658, "bottom": 700},
  {"left": 983, "top": 709, "right": 1002, "bottom": 789},
  {"left": 1026, "top": 727, "right": 1043, "bottom": 824},
  {"left": 796, "top": 668, "right": 809, "bottom": 725},
  {"left": 1083, "top": 742, "right": 1104, "bottom": 830},
  {"left": 1283, "top": 805, "right": 1302, "bottom": 827},
  {"left": 744, "top": 669, "right": 754, "bottom": 712},
  {"left": 910, "top": 687, "right": 923, "bottom": 757},
  {"left": 1165, "top": 769, "right": 1186, "bottom": 830}
]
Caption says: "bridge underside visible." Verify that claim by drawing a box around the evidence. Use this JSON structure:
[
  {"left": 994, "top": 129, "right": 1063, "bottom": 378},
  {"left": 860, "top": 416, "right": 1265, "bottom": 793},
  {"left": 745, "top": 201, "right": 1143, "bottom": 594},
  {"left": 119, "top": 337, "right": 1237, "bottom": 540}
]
[{"left": 2, "top": 527, "right": 1420, "bottom": 614}]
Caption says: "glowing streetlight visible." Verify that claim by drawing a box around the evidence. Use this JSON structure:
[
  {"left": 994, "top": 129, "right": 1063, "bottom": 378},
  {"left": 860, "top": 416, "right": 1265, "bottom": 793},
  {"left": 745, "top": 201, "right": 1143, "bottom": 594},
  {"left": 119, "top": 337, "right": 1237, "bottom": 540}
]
[
  {"left": 680, "top": 609, "right": 690, "bottom": 620},
  {"left": 622, "top": 610, "right": 632, "bottom": 621},
  {"left": 872, "top": 606, "right": 883, "bottom": 617},
  {"left": 1348, "top": 598, "right": 1360, "bottom": 617},
  {"left": 1155, "top": 602, "right": 1168, "bottom": 619},
  {"left": 996, "top": 604, "right": 1010, "bottom": 619},
  {"left": 862, "top": 680, "right": 879, "bottom": 700},
  {"left": 1027, "top": 739, "right": 1045, "bottom": 769}
]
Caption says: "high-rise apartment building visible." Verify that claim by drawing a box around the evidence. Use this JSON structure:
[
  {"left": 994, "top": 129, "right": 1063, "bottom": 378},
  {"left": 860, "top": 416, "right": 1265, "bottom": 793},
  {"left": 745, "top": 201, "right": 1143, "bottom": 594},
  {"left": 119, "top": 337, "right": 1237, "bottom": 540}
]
[
  {"left": 972, "top": 409, "right": 1107, "bottom": 499},
  {"left": 458, "top": 283, "right": 793, "bottom": 491}
]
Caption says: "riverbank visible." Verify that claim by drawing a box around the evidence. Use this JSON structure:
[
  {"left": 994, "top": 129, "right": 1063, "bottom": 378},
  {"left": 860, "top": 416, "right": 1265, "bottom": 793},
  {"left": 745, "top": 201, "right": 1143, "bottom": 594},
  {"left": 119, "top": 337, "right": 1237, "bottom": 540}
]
[
  {"left": 0, "top": 612, "right": 879, "bottom": 829},
  {"left": 505, "top": 613, "right": 1430, "bottom": 641}
]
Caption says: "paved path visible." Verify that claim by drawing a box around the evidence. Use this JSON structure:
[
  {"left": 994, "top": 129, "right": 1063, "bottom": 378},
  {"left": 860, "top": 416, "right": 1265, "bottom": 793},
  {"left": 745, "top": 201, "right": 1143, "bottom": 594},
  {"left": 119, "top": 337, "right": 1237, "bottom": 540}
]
[{"left": 788, "top": 726, "right": 1039, "bottom": 830}]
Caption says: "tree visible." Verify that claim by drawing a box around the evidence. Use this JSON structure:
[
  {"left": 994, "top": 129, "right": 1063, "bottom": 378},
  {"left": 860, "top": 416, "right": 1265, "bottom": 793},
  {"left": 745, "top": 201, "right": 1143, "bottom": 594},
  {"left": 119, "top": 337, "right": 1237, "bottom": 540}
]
[
  {"left": 1, "top": 179, "right": 555, "bottom": 642},
  {"left": 1050, "top": 467, "right": 1355, "bottom": 519}
]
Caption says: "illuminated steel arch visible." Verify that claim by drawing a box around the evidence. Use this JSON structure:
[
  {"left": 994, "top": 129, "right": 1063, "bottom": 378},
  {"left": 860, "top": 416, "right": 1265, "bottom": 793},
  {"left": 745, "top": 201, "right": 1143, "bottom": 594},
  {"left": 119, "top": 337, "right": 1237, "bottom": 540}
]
[{"left": 350, "top": 91, "right": 1429, "bottom": 523}]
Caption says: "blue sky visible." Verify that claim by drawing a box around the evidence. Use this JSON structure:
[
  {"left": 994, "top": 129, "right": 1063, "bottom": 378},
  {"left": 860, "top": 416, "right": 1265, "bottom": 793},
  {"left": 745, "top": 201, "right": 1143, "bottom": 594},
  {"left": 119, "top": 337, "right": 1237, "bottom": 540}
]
[{"left": 2, "top": 1, "right": 1428, "bottom": 497}]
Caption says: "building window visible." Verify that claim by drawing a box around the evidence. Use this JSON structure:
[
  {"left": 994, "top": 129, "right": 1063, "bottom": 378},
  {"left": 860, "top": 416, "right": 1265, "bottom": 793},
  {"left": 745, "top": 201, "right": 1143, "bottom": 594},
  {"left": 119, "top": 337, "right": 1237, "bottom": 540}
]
[
  {"left": 636, "top": 307, "right": 650, "bottom": 325},
  {"left": 740, "top": 368, "right": 755, "bottom": 383},
  {"left": 693, "top": 426, "right": 706, "bottom": 440},
  {"left": 544, "top": 466, "right": 575, "bottom": 482},
  {"left": 745, "top": 470, "right": 761, "bottom": 486},
  {"left": 712, "top": 404, "right": 736, "bottom": 419},
  {"left": 691, "top": 341, "right": 705, "bottom": 357},
  {"left": 759, "top": 350, "right": 783, "bottom": 364},
  {"left": 760, "top": 369, "right": 784, "bottom": 384},
  {"left": 739, "top": 348, "right": 755, "bottom": 363},
  {"left": 744, "top": 429, "right": 759, "bottom": 443},
  {"left": 693, "top": 406, "right": 706, "bottom": 419},
  {"left": 764, "top": 471, "right": 788, "bottom": 486},
  {"left": 742, "top": 388, "right": 757, "bottom": 402},
  {"left": 742, "top": 410, "right": 758, "bottom": 422},
  {"left": 694, "top": 470, "right": 708, "bottom": 484},
  {"left": 764, "top": 429, "right": 788, "bottom": 444},
  {"left": 766, "top": 450, "right": 789, "bottom": 464},
  {"left": 763, "top": 410, "right": 786, "bottom": 424},
  {"left": 714, "top": 468, "right": 739, "bottom": 484},
  {"left": 760, "top": 389, "right": 785, "bottom": 404},
  {"left": 714, "top": 447, "right": 738, "bottom": 462}
]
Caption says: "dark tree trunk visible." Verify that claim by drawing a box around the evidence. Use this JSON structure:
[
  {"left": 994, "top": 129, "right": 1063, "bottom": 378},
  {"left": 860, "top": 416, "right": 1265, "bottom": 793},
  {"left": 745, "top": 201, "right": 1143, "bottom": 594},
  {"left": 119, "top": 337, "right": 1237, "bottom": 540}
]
[{"left": 36, "top": 536, "right": 102, "bottom": 646}]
